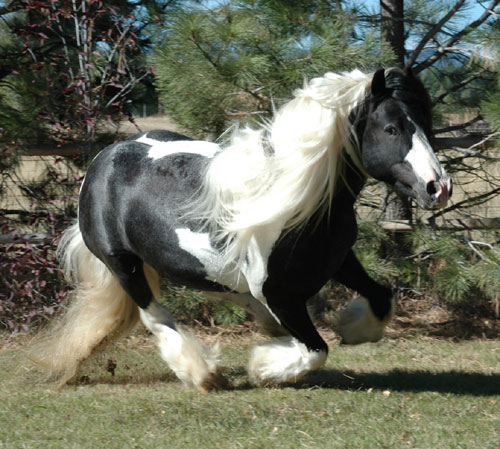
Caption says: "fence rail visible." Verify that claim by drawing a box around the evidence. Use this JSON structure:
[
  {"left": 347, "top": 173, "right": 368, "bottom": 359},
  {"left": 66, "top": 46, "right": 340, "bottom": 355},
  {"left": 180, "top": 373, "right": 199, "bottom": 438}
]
[
  {"left": 380, "top": 218, "right": 500, "bottom": 232},
  {"left": 0, "top": 232, "right": 54, "bottom": 244}
]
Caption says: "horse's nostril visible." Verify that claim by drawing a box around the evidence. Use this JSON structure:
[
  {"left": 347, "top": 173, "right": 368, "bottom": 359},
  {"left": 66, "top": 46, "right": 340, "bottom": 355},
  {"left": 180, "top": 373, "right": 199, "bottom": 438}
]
[{"left": 426, "top": 181, "right": 438, "bottom": 196}]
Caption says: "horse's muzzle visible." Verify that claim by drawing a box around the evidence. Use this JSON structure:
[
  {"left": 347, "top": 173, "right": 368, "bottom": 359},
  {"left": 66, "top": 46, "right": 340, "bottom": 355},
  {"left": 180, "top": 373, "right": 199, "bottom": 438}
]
[{"left": 425, "top": 176, "right": 452, "bottom": 209}]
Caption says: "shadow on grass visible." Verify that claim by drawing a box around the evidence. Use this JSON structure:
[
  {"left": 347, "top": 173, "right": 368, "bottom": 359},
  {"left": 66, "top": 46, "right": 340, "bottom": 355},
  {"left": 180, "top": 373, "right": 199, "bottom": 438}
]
[
  {"left": 21, "top": 365, "right": 500, "bottom": 397},
  {"left": 293, "top": 368, "right": 500, "bottom": 396},
  {"left": 11, "top": 346, "right": 497, "bottom": 396}
]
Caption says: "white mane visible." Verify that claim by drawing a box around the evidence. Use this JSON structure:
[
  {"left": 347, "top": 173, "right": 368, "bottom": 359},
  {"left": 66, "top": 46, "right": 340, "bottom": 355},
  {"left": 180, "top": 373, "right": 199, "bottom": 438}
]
[{"left": 191, "top": 69, "right": 373, "bottom": 266}]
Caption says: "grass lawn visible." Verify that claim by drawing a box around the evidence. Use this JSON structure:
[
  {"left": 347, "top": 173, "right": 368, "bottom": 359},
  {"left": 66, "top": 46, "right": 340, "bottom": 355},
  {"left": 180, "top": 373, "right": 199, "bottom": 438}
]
[{"left": 0, "top": 329, "right": 499, "bottom": 449}]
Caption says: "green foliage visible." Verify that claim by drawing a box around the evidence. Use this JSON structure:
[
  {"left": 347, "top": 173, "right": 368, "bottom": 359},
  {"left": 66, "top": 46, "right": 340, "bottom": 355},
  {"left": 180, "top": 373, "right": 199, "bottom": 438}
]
[
  {"left": 159, "top": 282, "right": 247, "bottom": 327},
  {"left": 470, "top": 248, "right": 500, "bottom": 310},
  {"left": 433, "top": 263, "right": 474, "bottom": 305},
  {"left": 354, "top": 221, "right": 500, "bottom": 313},
  {"left": 482, "top": 74, "right": 500, "bottom": 139},
  {"left": 354, "top": 221, "right": 398, "bottom": 283},
  {"left": 425, "top": 64, "right": 498, "bottom": 121},
  {"left": 153, "top": 0, "right": 394, "bottom": 136}
]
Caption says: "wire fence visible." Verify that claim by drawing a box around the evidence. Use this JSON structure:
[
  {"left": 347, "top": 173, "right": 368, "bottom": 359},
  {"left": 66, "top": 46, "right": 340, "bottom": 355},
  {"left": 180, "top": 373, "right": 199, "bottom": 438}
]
[{"left": 1, "top": 156, "right": 82, "bottom": 237}]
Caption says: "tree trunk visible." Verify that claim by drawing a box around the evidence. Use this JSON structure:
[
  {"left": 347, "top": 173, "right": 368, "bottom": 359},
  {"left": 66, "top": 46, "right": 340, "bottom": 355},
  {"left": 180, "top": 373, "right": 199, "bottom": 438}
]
[
  {"left": 380, "top": 0, "right": 405, "bottom": 66},
  {"left": 379, "top": 0, "right": 412, "bottom": 249}
]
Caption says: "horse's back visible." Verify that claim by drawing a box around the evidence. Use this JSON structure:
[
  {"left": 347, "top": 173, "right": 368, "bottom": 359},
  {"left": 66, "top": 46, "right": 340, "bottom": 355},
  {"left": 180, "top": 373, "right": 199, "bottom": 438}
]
[{"left": 77, "top": 133, "right": 228, "bottom": 290}]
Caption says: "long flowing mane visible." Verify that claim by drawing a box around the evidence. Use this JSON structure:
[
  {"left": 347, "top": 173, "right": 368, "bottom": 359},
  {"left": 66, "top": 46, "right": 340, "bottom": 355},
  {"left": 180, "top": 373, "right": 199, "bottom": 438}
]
[{"left": 190, "top": 69, "right": 373, "bottom": 265}]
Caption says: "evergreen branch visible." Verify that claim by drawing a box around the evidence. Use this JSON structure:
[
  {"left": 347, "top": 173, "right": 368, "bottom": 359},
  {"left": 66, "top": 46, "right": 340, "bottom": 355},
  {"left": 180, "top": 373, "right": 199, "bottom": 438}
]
[{"left": 189, "top": 31, "right": 219, "bottom": 70}]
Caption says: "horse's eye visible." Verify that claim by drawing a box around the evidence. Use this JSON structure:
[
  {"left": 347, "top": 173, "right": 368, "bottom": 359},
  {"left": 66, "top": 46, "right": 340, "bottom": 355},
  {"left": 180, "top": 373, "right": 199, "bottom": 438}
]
[{"left": 384, "top": 124, "right": 398, "bottom": 136}]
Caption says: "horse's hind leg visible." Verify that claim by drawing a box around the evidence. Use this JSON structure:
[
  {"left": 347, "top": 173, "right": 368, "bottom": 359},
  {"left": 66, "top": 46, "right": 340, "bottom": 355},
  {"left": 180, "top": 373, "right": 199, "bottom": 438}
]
[{"left": 106, "top": 255, "right": 223, "bottom": 392}]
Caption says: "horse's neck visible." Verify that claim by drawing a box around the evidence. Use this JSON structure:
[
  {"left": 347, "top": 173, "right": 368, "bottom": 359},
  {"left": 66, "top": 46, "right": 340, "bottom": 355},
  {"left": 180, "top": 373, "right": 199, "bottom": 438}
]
[{"left": 335, "top": 154, "right": 366, "bottom": 206}]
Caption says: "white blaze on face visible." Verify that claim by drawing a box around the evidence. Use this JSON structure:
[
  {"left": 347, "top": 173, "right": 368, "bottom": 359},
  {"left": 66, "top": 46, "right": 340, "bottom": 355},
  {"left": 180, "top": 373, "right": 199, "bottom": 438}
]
[{"left": 404, "top": 117, "right": 445, "bottom": 185}]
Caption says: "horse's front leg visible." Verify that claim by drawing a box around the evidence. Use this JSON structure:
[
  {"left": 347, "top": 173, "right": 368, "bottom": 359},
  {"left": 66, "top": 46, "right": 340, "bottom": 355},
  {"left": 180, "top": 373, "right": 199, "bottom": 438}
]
[
  {"left": 247, "top": 296, "right": 328, "bottom": 386},
  {"left": 333, "top": 250, "right": 395, "bottom": 344}
]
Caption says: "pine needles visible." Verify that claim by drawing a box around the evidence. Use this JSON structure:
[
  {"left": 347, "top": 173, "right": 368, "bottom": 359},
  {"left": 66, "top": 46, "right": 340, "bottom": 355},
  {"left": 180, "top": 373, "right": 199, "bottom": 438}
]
[{"left": 354, "top": 221, "right": 500, "bottom": 317}]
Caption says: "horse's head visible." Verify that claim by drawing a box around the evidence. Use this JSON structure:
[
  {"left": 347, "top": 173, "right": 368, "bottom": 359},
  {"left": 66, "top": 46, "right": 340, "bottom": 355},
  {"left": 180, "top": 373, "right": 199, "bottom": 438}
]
[{"left": 360, "top": 68, "right": 452, "bottom": 209}]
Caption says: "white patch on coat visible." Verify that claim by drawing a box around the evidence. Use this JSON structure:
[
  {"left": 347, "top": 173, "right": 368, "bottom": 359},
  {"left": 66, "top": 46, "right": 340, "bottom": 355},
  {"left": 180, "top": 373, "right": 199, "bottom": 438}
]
[
  {"left": 404, "top": 118, "right": 445, "bottom": 184},
  {"left": 174, "top": 223, "right": 285, "bottom": 302},
  {"left": 135, "top": 136, "right": 220, "bottom": 160},
  {"left": 248, "top": 336, "right": 327, "bottom": 385},
  {"left": 174, "top": 228, "right": 250, "bottom": 292}
]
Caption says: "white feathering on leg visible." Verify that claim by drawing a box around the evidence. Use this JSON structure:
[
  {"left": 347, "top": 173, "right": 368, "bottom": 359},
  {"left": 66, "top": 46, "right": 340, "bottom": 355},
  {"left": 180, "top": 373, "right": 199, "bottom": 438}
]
[
  {"left": 155, "top": 325, "right": 221, "bottom": 390},
  {"left": 248, "top": 336, "right": 327, "bottom": 385},
  {"left": 139, "top": 305, "right": 222, "bottom": 392},
  {"left": 337, "top": 296, "right": 395, "bottom": 344}
]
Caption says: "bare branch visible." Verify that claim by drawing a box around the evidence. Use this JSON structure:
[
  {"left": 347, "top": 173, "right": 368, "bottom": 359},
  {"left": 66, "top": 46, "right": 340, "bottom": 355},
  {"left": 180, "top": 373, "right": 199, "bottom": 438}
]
[
  {"left": 50, "top": 1, "right": 75, "bottom": 83},
  {"left": 432, "top": 70, "right": 487, "bottom": 106},
  {"left": 380, "top": 217, "right": 500, "bottom": 232},
  {"left": 414, "top": 0, "right": 500, "bottom": 74},
  {"left": 428, "top": 186, "right": 500, "bottom": 219},
  {"left": 0, "top": 232, "right": 54, "bottom": 245},
  {"left": 433, "top": 114, "right": 484, "bottom": 134},
  {"left": 434, "top": 133, "right": 498, "bottom": 150},
  {"left": 406, "top": 0, "right": 467, "bottom": 69}
]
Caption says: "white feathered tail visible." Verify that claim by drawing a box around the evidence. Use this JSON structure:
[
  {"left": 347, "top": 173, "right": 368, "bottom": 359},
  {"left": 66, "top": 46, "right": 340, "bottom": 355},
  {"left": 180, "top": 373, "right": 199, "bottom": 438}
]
[{"left": 29, "top": 223, "right": 158, "bottom": 385}]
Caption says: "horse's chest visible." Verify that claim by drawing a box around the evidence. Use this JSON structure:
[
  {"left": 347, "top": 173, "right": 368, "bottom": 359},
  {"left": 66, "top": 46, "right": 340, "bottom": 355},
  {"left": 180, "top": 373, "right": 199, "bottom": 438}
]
[{"left": 264, "top": 216, "right": 357, "bottom": 299}]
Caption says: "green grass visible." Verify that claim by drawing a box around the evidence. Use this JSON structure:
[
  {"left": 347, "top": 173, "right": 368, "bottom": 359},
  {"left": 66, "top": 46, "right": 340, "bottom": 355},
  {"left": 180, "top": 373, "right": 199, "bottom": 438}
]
[{"left": 1, "top": 332, "right": 499, "bottom": 449}]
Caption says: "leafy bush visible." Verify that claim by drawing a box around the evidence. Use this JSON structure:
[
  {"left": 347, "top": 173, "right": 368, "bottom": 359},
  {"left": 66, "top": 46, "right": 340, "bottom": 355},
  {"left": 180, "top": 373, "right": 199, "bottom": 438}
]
[
  {"left": 0, "top": 233, "right": 68, "bottom": 333},
  {"left": 159, "top": 283, "right": 247, "bottom": 327}
]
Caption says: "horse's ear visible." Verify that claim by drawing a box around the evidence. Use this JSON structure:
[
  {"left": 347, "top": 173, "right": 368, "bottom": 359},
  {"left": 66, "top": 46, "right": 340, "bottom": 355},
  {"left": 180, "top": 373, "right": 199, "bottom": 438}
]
[{"left": 371, "top": 68, "right": 387, "bottom": 96}]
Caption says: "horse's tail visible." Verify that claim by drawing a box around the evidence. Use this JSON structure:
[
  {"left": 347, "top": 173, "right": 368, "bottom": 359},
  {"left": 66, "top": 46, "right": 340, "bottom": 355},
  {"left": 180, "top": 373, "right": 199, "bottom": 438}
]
[{"left": 30, "top": 222, "right": 142, "bottom": 385}]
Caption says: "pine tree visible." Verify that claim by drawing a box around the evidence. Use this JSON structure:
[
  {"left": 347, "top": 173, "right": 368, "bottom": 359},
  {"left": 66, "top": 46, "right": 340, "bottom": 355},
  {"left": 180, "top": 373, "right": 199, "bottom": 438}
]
[{"left": 153, "top": 0, "right": 394, "bottom": 137}]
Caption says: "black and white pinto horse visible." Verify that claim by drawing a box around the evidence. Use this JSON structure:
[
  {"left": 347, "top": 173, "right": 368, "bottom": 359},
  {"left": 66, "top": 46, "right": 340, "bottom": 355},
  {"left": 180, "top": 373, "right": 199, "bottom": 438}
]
[{"left": 35, "top": 68, "right": 451, "bottom": 391}]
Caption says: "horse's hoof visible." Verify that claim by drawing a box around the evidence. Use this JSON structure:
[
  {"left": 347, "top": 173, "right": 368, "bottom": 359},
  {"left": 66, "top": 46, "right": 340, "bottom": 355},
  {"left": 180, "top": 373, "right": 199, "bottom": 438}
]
[{"left": 197, "top": 371, "right": 229, "bottom": 393}]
